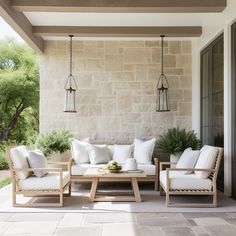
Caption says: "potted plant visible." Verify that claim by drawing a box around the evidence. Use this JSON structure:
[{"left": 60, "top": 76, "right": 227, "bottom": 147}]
[
  {"left": 36, "top": 129, "right": 72, "bottom": 161},
  {"left": 156, "top": 127, "right": 201, "bottom": 164}
]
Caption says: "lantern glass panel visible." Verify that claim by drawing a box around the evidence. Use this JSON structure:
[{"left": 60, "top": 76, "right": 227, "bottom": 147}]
[{"left": 64, "top": 89, "right": 76, "bottom": 112}]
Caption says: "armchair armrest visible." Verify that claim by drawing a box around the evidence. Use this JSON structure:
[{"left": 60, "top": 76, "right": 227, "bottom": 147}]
[
  {"left": 160, "top": 162, "right": 177, "bottom": 171},
  {"left": 166, "top": 168, "right": 216, "bottom": 172},
  {"left": 48, "top": 159, "right": 73, "bottom": 175}
]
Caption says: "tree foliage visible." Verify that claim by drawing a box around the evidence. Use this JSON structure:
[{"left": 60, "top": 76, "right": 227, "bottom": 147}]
[{"left": 0, "top": 39, "right": 39, "bottom": 142}]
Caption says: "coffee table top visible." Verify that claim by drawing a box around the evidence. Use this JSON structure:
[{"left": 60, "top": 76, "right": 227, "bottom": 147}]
[{"left": 83, "top": 168, "right": 147, "bottom": 178}]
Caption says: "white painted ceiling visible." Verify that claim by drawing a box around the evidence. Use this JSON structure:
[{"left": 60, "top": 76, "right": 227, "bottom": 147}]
[{"left": 24, "top": 12, "right": 218, "bottom": 27}]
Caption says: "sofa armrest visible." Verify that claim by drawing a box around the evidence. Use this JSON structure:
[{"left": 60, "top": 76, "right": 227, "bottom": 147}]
[{"left": 159, "top": 162, "right": 177, "bottom": 171}]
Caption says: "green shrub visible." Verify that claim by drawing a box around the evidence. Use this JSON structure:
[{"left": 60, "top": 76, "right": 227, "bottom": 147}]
[
  {"left": 156, "top": 127, "right": 201, "bottom": 154},
  {"left": 0, "top": 152, "right": 9, "bottom": 170},
  {"left": 36, "top": 129, "right": 72, "bottom": 157}
]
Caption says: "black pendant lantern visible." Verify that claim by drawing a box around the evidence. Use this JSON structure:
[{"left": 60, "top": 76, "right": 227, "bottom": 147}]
[
  {"left": 156, "top": 35, "right": 170, "bottom": 112},
  {"left": 64, "top": 35, "right": 77, "bottom": 113}
]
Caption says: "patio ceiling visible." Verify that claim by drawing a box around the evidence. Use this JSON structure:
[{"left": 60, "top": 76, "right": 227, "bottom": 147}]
[{"left": 0, "top": 0, "right": 227, "bottom": 53}]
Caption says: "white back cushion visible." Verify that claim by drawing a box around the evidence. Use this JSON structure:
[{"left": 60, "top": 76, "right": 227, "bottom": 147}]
[
  {"left": 195, "top": 145, "right": 218, "bottom": 179},
  {"left": 10, "top": 146, "right": 31, "bottom": 179},
  {"left": 133, "top": 138, "right": 156, "bottom": 164},
  {"left": 176, "top": 148, "right": 200, "bottom": 174},
  {"left": 70, "top": 138, "right": 90, "bottom": 164},
  {"left": 113, "top": 145, "right": 133, "bottom": 164},
  {"left": 86, "top": 144, "right": 110, "bottom": 164},
  {"left": 28, "top": 151, "right": 48, "bottom": 178}
]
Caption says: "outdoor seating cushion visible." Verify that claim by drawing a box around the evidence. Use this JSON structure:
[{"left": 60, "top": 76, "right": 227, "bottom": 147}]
[
  {"left": 160, "top": 170, "right": 212, "bottom": 190},
  {"left": 71, "top": 164, "right": 156, "bottom": 176},
  {"left": 133, "top": 138, "right": 156, "bottom": 164},
  {"left": 194, "top": 145, "right": 218, "bottom": 179},
  {"left": 70, "top": 138, "right": 90, "bottom": 164},
  {"left": 175, "top": 148, "right": 200, "bottom": 174},
  {"left": 112, "top": 145, "right": 133, "bottom": 164},
  {"left": 86, "top": 144, "right": 111, "bottom": 164},
  {"left": 18, "top": 171, "right": 70, "bottom": 190},
  {"left": 28, "top": 150, "right": 48, "bottom": 178},
  {"left": 10, "top": 146, "right": 31, "bottom": 180}
]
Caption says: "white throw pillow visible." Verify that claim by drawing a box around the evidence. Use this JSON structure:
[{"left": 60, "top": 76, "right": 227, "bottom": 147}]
[
  {"left": 113, "top": 145, "right": 133, "bottom": 164},
  {"left": 70, "top": 138, "right": 90, "bottom": 164},
  {"left": 86, "top": 144, "right": 110, "bottom": 164},
  {"left": 195, "top": 145, "right": 218, "bottom": 179},
  {"left": 176, "top": 148, "right": 200, "bottom": 174},
  {"left": 10, "top": 146, "right": 31, "bottom": 180},
  {"left": 133, "top": 138, "right": 156, "bottom": 164},
  {"left": 28, "top": 150, "right": 48, "bottom": 178}
]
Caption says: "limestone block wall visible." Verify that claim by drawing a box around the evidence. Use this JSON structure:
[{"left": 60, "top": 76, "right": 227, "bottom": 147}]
[{"left": 40, "top": 40, "right": 192, "bottom": 143}]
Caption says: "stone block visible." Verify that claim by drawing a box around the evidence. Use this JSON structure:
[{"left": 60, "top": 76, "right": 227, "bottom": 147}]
[
  {"left": 179, "top": 102, "right": 192, "bottom": 116},
  {"left": 120, "top": 41, "right": 144, "bottom": 47},
  {"left": 180, "top": 76, "right": 192, "bottom": 88},
  {"left": 169, "top": 41, "right": 181, "bottom": 54},
  {"left": 105, "top": 41, "right": 119, "bottom": 55},
  {"left": 182, "top": 41, "right": 192, "bottom": 54},
  {"left": 145, "top": 41, "right": 160, "bottom": 47},
  {"left": 117, "top": 90, "right": 132, "bottom": 112},
  {"left": 105, "top": 55, "right": 123, "bottom": 71},
  {"left": 86, "top": 59, "right": 104, "bottom": 71},
  {"left": 124, "top": 48, "right": 151, "bottom": 63}
]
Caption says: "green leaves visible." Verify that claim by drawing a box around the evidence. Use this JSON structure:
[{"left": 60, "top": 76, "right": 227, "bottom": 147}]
[
  {"left": 0, "top": 39, "right": 39, "bottom": 142},
  {"left": 156, "top": 127, "right": 201, "bottom": 154},
  {"left": 36, "top": 129, "right": 73, "bottom": 157}
]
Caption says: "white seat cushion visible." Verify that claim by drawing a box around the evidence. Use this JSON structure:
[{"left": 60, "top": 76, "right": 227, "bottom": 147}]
[
  {"left": 160, "top": 170, "right": 212, "bottom": 190},
  {"left": 10, "top": 146, "right": 31, "bottom": 180},
  {"left": 18, "top": 171, "right": 70, "bottom": 190},
  {"left": 195, "top": 145, "right": 218, "bottom": 179},
  {"left": 71, "top": 164, "right": 156, "bottom": 176}
]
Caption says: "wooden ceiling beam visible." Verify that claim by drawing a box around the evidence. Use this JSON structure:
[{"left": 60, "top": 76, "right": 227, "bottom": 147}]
[
  {"left": 11, "top": 0, "right": 227, "bottom": 13},
  {"left": 33, "top": 26, "right": 202, "bottom": 38},
  {"left": 0, "top": 0, "right": 44, "bottom": 53}
]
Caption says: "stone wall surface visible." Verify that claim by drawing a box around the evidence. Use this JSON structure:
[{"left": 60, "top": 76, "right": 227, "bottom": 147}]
[{"left": 40, "top": 40, "right": 192, "bottom": 143}]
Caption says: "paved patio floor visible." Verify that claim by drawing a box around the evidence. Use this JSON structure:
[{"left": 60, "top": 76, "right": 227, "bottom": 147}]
[{"left": 0, "top": 212, "right": 236, "bottom": 235}]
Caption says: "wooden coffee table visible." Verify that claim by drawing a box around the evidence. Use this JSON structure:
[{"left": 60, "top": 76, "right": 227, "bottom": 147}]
[{"left": 83, "top": 168, "right": 146, "bottom": 202}]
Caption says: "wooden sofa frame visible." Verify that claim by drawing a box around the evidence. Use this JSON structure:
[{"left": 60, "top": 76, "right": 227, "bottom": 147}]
[
  {"left": 159, "top": 147, "right": 223, "bottom": 208},
  {"left": 70, "top": 157, "right": 160, "bottom": 191},
  {"left": 6, "top": 148, "right": 72, "bottom": 207}
]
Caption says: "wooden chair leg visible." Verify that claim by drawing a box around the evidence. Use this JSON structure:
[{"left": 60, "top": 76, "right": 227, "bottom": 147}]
[{"left": 166, "top": 192, "right": 170, "bottom": 207}]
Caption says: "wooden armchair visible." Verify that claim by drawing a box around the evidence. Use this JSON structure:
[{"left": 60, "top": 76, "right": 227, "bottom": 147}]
[
  {"left": 159, "top": 147, "right": 223, "bottom": 208},
  {"left": 6, "top": 147, "right": 72, "bottom": 207}
]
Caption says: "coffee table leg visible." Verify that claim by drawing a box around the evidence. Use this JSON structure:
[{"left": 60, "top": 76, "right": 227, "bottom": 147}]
[
  {"left": 90, "top": 177, "right": 98, "bottom": 202},
  {"left": 131, "top": 177, "right": 142, "bottom": 202}
]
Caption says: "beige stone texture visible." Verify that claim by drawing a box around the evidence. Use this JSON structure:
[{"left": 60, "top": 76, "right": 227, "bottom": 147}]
[{"left": 40, "top": 40, "right": 192, "bottom": 143}]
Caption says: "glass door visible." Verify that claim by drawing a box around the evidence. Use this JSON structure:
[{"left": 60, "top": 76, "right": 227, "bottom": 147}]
[{"left": 200, "top": 34, "right": 224, "bottom": 191}]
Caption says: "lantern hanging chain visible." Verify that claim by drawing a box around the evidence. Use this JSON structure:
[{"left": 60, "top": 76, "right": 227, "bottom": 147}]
[
  {"left": 70, "top": 35, "right": 72, "bottom": 76},
  {"left": 161, "top": 35, "right": 164, "bottom": 76}
]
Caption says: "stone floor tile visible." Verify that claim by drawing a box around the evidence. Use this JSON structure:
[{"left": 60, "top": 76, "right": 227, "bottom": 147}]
[
  {"left": 102, "top": 223, "right": 138, "bottom": 236},
  {"left": 162, "top": 227, "right": 195, "bottom": 236},
  {"left": 0, "top": 222, "right": 11, "bottom": 234},
  {"left": 85, "top": 213, "right": 135, "bottom": 224},
  {"left": 0, "top": 213, "right": 13, "bottom": 221},
  {"left": 136, "top": 226, "right": 164, "bottom": 236},
  {"left": 55, "top": 226, "right": 102, "bottom": 236},
  {"left": 136, "top": 213, "right": 189, "bottom": 227},
  {"left": 182, "top": 212, "right": 229, "bottom": 219},
  {"left": 8, "top": 213, "right": 64, "bottom": 222},
  {"left": 58, "top": 213, "right": 84, "bottom": 227},
  {"left": 193, "top": 217, "right": 229, "bottom": 226},
  {"left": 191, "top": 226, "right": 211, "bottom": 236},
  {"left": 4, "top": 221, "right": 58, "bottom": 234},
  {"left": 204, "top": 225, "right": 236, "bottom": 236},
  {"left": 226, "top": 213, "right": 236, "bottom": 218},
  {"left": 224, "top": 218, "right": 236, "bottom": 226}
]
